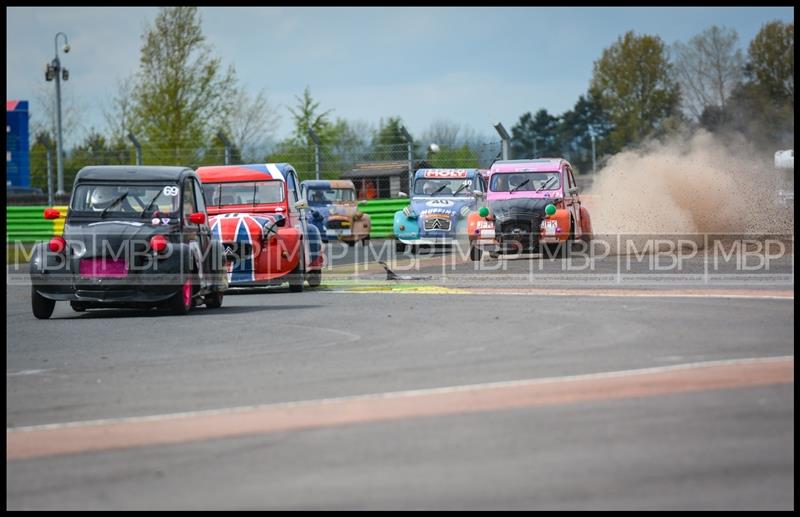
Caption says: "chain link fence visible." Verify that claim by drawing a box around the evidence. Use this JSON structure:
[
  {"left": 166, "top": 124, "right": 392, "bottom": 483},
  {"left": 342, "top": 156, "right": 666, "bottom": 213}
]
[{"left": 16, "top": 140, "right": 504, "bottom": 205}]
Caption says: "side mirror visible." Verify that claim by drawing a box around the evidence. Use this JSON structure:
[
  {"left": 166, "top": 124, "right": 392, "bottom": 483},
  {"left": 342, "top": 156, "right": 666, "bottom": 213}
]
[
  {"left": 43, "top": 208, "right": 61, "bottom": 220},
  {"left": 568, "top": 187, "right": 579, "bottom": 195},
  {"left": 474, "top": 191, "right": 485, "bottom": 198},
  {"left": 294, "top": 199, "right": 309, "bottom": 210},
  {"left": 188, "top": 212, "right": 206, "bottom": 225},
  {"left": 397, "top": 191, "right": 408, "bottom": 198}
]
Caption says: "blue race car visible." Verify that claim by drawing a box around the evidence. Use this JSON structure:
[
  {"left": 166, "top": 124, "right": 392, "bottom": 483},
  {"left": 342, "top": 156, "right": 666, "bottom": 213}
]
[
  {"left": 393, "top": 168, "right": 488, "bottom": 253},
  {"left": 301, "top": 179, "right": 371, "bottom": 246}
]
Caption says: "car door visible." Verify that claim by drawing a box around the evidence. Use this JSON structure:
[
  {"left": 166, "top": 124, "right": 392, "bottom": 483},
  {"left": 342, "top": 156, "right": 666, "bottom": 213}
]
[
  {"left": 191, "top": 177, "right": 213, "bottom": 287},
  {"left": 285, "top": 168, "right": 310, "bottom": 268},
  {"left": 564, "top": 165, "right": 581, "bottom": 236},
  {"left": 180, "top": 177, "right": 204, "bottom": 285}
]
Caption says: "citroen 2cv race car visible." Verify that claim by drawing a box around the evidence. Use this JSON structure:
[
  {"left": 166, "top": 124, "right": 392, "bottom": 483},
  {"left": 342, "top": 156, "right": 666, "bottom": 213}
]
[
  {"left": 29, "top": 166, "right": 229, "bottom": 318},
  {"left": 468, "top": 159, "right": 593, "bottom": 259},
  {"left": 195, "top": 163, "right": 324, "bottom": 291},
  {"left": 393, "top": 168, "right": 488, "bottom": 253},
  {"left": 301, "top": 179, "right": 371, "bottom": 245}
]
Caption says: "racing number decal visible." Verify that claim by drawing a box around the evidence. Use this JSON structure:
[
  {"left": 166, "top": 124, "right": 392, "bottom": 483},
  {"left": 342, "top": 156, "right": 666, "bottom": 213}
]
[{"left": 163, "top": 186, "right": 179, "bottom": 196}]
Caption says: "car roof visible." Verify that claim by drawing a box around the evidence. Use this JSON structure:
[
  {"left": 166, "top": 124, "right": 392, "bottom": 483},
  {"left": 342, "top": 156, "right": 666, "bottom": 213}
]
[
  {"left": 75, "top": 165, "right": 195, "bottom": 183},
  {"left": 195, "top": 163, "right": 293, "bottom": 183},
  {"left": 490, "top": 159, "right": 566, "bottom": 173},
  {"left": 301, "top": 179, "right": 356, "bottom": 189}
]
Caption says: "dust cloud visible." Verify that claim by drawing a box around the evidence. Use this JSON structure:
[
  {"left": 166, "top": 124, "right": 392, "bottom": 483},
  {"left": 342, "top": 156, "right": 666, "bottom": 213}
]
[{"left": 586, "top": 130, "right": 793, "bottom": 239}]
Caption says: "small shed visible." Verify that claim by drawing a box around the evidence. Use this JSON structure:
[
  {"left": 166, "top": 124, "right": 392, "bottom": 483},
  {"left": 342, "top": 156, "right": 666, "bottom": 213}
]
[{"left": 341, "top": 160, "right": 430, "bottom": 199}]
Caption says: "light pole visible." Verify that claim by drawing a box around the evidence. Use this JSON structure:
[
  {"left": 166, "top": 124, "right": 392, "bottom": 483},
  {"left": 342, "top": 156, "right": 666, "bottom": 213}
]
[
  {"left": 45, "top": 32, "right": 70, "bottom": 196},
  {"left": 308, "top": 128, "right": 321, "bottom": 180},
  {"left": 587, "top": 124, "right": 596, "bottom": 174},
  {"left": 493, "top": 122, "right": 510, "bottom": 160},
  {"left": 400, "top": 125, "right": 413, "bottom": 196}
]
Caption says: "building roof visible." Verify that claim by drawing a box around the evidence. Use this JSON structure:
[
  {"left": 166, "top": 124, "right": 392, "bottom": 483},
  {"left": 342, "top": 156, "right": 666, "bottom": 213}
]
[{"left": 341, "top": 160, "right": 430, "bottom": 179}]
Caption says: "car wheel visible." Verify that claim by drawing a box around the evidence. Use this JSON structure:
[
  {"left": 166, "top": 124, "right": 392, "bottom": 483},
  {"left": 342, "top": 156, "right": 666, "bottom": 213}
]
[
  {"left": 169, "top": 273, "right": 194, "bottom": 315},
  {"left": 306, "top": 269, "right": 322, "bottom": 288},
  {"left": 288, "top": 245, "right": 305, "bottom": 293},
  {"left": 470, "top": 243, "right": 483, "bottom": 261},
  {"left": 70, "top": 301, "right": 89, "bottom": 312},
  {"left": 31, "top": 286, "right": 56, "bottom": 319},
  {"left": 204, "top": 291, "right": 223, "bottom": 309},
  {"left": 346, "top": 240, "right": 357, "bottom": 247}
]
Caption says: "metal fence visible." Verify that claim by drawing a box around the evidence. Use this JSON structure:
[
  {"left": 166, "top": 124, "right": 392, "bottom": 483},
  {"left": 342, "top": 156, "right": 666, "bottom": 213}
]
[{"left": 19, "top": 140, "right": 504, "bottom": 204}]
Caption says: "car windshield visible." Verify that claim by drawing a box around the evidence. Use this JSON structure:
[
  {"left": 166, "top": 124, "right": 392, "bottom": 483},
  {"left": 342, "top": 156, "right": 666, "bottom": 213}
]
[
  {"left": 414, "top": 178, "right": 474, "bottom": 196},
  {"left": 306, "top": 188, "right": 356, "bottom": 204},
  {"left": 490, "top": 172, "right": 561, "bottom": 192},
  {"left": 202, "top": 181, "right": 284, "bottom": 207},
  {"left": 70, "top": 183, "right": 181, "bottom": 216}
]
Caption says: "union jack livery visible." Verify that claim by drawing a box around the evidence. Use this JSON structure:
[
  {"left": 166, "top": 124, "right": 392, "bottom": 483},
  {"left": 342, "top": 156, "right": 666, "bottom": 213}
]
[{"left": 196, "top": 163, "right": 324, "bottom": 291}]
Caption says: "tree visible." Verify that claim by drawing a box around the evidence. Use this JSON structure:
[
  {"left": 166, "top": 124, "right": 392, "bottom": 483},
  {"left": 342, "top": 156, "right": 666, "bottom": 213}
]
[
  {"left": 556, "top": 93, "right": 613, "bottom": 174},
  {"left": 428, "top": 144, "right": 480, "bottom": 169},
  {"left": 102, "top": 75, "right": 137, "bottom": 148},
  {"left": 130, "top": 6, "right": 236, "bottom": 165},
  {"left": 748, "top": 20, "right": 794, "bottom": 102},
  {"left": 287, "top": 86, "right": 333, "bottom": 146},
  {"left": 420, "top": 119, "right": 478, "bottom": 149},
  {"left": 372, "top": 117, "right": 415, "bottom": 160},
  {"left": 672, "top": 26, "right": 745, "bottom": 122},
  {"left": 222, "top": 87, "right": 281, "bottom": 162},
  {"left": 510, "top": 109, "right": 559, "bottom": 159},
  {"left": 29, "top": 131, "right": 54, "bottom": 191},
  {"left": 590, "top": 31, "right": 681, "bottom": 151}
]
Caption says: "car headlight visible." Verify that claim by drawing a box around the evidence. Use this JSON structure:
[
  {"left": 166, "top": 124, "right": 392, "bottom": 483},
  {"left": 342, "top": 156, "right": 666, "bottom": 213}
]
[{"left": 403, "top": 206, "right": 417, "bottom": 219}]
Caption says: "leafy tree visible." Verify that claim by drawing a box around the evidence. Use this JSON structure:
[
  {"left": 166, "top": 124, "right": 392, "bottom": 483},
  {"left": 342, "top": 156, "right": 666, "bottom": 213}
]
[
  {"left": 590, "top": 31, "right": 681, "bottom": 151},
  {"left": 372, "top": 117, "right": 415, "bottom": 160},
  {"left": 510, "top": 109, "right": 559, "bottom": 159},
  {"left": 556, "top": 93, "right": 613, "bottom": 174},
  {"left": 747, "top": 20, "right": 793, "bottom": 103},
  {"left": 428, "top": 144, "right": 480, "bottom": 169},
  {"left": 29, "top": 131, "right": 54, "bottom": 191},
  {"left": 672, "top": 26, "right": 745, "bottom": 122},
  {"left": 287, "top": 86, "right": 333, "bottom": 146},
  {"left": 130, "top": 6, "right": 236, "bottom": 165}
]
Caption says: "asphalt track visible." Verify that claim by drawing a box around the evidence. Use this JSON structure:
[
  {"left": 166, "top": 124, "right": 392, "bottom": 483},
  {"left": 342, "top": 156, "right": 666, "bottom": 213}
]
[{"left": 6, "top": 239, "right": 794, "bottom": 509}]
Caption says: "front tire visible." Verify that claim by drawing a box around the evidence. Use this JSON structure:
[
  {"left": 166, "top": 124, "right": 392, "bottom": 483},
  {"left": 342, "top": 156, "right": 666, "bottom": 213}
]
[
  {"left": 32, "top": 287, "right": 56, "bottom": 319},
  {"left": 70, "top": 301, "right": 89, "bottom": 312},
  {"left": 288, "top": 245, "right": 305, "bottom": 293},
  {"left": 470, "top": 243, "right": 483, "bottom": 261}
]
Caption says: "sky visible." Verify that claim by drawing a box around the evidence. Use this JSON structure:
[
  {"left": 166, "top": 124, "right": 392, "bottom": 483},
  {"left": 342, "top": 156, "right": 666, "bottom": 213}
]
[{"left": 6, "top": 6, "right": 794, "bottom": 148}]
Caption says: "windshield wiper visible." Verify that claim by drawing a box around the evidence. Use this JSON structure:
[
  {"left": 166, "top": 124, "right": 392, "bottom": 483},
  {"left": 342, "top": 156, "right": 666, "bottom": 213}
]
[
  {"left": 452, "top": 183, "right": 470, "bottom": 196},
  {"left": 431, "top": 184, "right": 449, "bottom": 196},
  {"left": 100, "top": 192, "right": 128, "bottom": 218},
  {"left": 140, "top": 191, "right": 164, "bottom": 217},
  {"left": 536, "top": 176, "right": 557, "bottom": 192},
  {"left": 510, "top": 179, "right": 531, "bottom": 193}
]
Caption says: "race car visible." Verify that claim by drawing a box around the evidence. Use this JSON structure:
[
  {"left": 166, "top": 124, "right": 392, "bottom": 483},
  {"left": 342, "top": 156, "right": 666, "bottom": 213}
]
[
  {"left": 29, "top": 166, "right": 229, "bottom": 318},
  {"left": 195, "top": 163, "right": 324, "bottom": 291},
  {"left": 468, "top": 158, "right": 593, "bottom": 259},
  {"left": 300, "top": 179, "right": 371, "bottom": 245},
  {"left": 392, "top": 168, "right": 488, "bottom": 253}
]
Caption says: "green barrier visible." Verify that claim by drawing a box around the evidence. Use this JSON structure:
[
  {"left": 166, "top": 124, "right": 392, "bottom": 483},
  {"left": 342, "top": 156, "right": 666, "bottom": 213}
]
[
  {"left": 7, "top": 200, "right": 410, "bottom": 242},
  {"left": 6, "top": 206, "right": 69, "bottom": 243},
  {"left": 358, "top": 198, "right": 409, "bottom": 239}
]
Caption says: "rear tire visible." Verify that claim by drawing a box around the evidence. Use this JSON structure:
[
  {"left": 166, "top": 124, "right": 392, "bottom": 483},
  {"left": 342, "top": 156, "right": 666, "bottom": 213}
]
[
  {"left": 204, "top": 291, "right": 223, "bottom": 309},
  {"left": 169, "top": 273, "right": 194, "bottom": 315},
  {"left": 32, "top": 287, "right": 56, "bottom": 319},
  {"left": 306, "top": 269, "right": 322, "bottom": 288}
]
